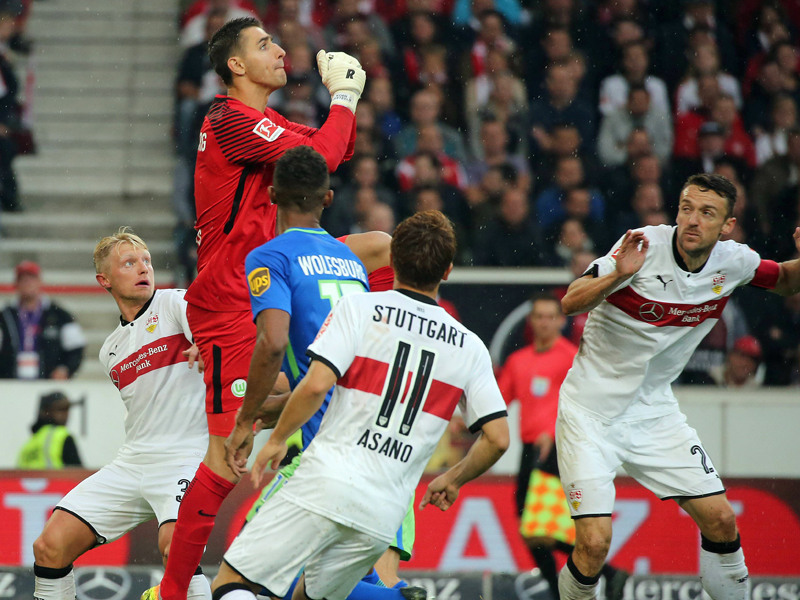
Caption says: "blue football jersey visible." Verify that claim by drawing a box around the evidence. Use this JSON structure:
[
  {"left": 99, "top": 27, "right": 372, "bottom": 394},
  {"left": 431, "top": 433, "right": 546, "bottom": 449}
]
[{"left": 245, "top": 227, "right": 369, "bottom": 447}]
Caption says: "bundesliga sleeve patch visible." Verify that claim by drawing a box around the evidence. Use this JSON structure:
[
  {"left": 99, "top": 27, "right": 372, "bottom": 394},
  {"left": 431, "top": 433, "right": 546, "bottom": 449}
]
[
  {"left": 252, "top": 117, "right": 284, "bottom": 142},
  {"left": 248, "top": 267, "right": 271, "bottom": 296}
]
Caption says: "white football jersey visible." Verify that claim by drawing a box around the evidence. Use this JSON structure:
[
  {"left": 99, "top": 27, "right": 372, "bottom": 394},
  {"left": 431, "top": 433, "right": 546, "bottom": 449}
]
[
  {"left": 99, "top": 289, "right": 208, "bottom": 462},
  {"left": 279, "top": 289, "right": 507, "bottom": 544},
  {"left": 560, "top": 225, "right": 779, "bottom": 423}
]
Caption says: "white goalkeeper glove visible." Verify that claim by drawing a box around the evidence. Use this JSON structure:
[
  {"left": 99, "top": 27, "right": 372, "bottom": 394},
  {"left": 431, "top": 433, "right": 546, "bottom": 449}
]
[{"left": 316, "top": 49, "right": 367, "bottom": 114}]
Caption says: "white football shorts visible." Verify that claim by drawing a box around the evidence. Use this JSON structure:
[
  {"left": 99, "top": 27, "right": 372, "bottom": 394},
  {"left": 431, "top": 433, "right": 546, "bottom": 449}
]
[
  {"left": 556, "top": 404, "right": 725, "bottom": 517},
  {"left": 56, "top": 456, "right": 201, "bottom": 543},
  {"left": 224, "top": 489, "right": 387, "bottom": 600}
]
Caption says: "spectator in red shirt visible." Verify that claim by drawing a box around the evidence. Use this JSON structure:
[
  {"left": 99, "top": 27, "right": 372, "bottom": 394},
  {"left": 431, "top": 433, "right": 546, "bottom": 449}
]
[
  {"left": 148, "top": 17, "right": 366, "bottom": 600},
  {"left": 396, "top": 124, "right": 467, "bottom": 192},
  {"left": 711, "top": 94, "right": 757, "bottom": 168}
]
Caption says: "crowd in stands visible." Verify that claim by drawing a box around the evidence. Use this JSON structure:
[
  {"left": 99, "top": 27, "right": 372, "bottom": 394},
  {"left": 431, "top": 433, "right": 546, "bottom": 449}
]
[{"left": 170, "top": 0, "right": 800, "bottom": 387}]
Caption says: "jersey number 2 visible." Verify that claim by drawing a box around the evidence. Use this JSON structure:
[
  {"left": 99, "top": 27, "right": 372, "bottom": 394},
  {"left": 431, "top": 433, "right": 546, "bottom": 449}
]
[
  {"left": 691, "top": 444, "right": 715, "bottom": 474},
  {"left": 376, "top": 341, "right": 436, "bottom": 436}
]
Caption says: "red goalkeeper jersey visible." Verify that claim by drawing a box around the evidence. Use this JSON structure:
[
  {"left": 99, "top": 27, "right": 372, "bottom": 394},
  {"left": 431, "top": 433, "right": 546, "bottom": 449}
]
[{"left": 186, "top": 95, "right": 356, "bottom": 311}]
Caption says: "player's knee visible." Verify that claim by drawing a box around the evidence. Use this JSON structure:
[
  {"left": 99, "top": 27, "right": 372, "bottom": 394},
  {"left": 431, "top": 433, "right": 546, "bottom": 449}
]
[
  {"left": 33, "top": 533, "right": 64, "bottom": 567},
  {"left": 575, "top": 529, "right": 611, "bottom": 563},
  {"left": 160, "top": 543, "right": 170, "bottom": 565},
  {"left": 703, "top": 505, "right": 738, "bottom": 541}
]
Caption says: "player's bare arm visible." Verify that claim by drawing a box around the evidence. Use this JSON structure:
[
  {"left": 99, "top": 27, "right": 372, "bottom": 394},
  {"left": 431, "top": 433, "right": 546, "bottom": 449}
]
[
  {"left": 258, "top": 392, "right": 292, "bottom": 429},
  {"left": 420, "top": 416, "right": 509, "bottom": 512},
  {"left": 225, "top": 308, "right": 290, "bottom": 477},
  {"left": 250, "top": 359, "right": 337, "bottom": 487},
  {"left": 771, "top": 227, "right": 800, "bottom": 296},
  {"left": 561, "top": 230, "right": 649, "bottom": 316},
  {"left": 343, "top": 231, "right": 392, "bottom": 273}
]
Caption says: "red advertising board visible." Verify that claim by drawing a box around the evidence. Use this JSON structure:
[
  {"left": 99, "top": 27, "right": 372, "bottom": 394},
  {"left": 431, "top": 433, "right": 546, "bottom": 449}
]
[{"left": 2, "top": 471, "right": 799, "bottom": 575}]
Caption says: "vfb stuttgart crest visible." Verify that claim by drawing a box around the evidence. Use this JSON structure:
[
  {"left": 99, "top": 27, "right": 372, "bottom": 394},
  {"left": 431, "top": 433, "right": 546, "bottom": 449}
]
[
  {"left": 146, "top": 314, "right": 159, "bottom": 333},
  {"left": 712, "top": 272, "right": 726, "bottom": 295},
  {"left": 568, "top": 489, "right": 582, "bottom": 510}
]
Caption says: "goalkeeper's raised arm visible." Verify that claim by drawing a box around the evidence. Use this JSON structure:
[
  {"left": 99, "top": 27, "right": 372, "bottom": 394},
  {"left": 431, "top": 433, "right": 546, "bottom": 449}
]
[{"left": 316, "top": 49, "right": 367, "bottom": 114}]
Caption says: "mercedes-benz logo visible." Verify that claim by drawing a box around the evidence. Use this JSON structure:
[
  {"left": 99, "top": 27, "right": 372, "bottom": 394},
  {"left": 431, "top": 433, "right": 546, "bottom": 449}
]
[
  {"left": 75, "top": 568, "right": 131, "bottom": 600},
  {"left": 110, "top": 369, "right": 120, "bottom": 389},
  {"left": 639, "top": 302, "right": 664, "bottom": 322}
]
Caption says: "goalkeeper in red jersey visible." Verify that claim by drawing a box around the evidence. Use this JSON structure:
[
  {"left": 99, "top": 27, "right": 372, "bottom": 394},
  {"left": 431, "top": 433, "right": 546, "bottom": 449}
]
[{"left": 143, "top": 16, "right": 368, "bottom": 600}]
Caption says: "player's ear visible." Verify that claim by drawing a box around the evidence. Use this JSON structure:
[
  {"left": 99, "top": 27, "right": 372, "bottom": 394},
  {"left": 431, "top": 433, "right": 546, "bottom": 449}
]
[
  {"left": 268, "top": 186, "right": 277, "bottom": 203},
  {"left": 323, "top": 189, "right": 334, "bottom": 208},
  {"left": 720, "top": 216, "right": 736, "bottom": 238},
  {"left": 96, "top": 273, "right": 112, "bottom": 293},
  {"left": 227, "top": 55, "right": 245, "bottom": 78},
  {"left": 442, "top": 263, "right": 454, "bottom": 281}
]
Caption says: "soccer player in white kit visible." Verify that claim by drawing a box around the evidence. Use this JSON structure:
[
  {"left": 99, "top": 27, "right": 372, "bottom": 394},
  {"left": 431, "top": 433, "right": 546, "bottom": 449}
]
[
  {"left": 555, "top": 174, "right": 800, "bottom": 600},
  {"left": 31, "top": 229, "right": 211, "bottom": 600},
  {"left": 210, "top": 210, "right": 510, "bottom": 600}
]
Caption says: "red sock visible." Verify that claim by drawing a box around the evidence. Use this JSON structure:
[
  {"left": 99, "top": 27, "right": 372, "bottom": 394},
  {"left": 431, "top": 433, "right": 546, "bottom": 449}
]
[{"left": 160, "top": 463, "right": 235, "bottom": 600}]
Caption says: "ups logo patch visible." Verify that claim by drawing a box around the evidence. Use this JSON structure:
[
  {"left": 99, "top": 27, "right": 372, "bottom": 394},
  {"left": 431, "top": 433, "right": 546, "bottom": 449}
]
[{"left": 248, "top": 267, "right": 271, "bottom": 296}]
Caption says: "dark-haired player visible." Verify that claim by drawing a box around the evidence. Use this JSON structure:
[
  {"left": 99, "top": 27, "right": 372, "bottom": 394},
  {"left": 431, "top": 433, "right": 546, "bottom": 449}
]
[
  {"left": 146, "top": 16, "right": 367, "bottom": 600},
  {"left": 213, "top": 209, "right": 509, "bottom": 600},
  {"left": 556, "top": 173, "right": 800, "bottom": 600},
  {"left": 226, "top": 145, "right": 424, "bottom": 600}
]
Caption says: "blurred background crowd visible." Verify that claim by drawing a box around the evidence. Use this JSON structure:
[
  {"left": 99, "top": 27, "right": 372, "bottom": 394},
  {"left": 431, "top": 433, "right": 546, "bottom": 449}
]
[
  {"left": 5, "top": 0, "right": 800, "bottom": 391},
  {"left": 169, "top": 0, "right": 800, "bottom": 387}
]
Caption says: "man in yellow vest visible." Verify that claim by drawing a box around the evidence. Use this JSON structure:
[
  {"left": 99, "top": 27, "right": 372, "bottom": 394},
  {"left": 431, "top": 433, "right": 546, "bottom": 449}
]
[{"left": 17, "top": 391, "right": 82, "bottom": 469}]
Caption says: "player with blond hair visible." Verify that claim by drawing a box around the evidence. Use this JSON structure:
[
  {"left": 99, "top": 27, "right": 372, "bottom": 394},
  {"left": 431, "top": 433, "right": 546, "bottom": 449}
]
[{"left": 31, "top": 228, "right": 211, "bottom": 600}]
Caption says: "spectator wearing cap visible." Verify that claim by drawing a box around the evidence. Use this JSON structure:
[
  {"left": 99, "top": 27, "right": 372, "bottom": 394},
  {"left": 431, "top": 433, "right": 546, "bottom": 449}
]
[
  {"left": 673, "top": 121, "right": 726, "bottom": 185},
  {"left": 0, "top": 261, "right": 85, "bottom": 380},
  {"left": 709, "top": 335, "right": 765, "bottom": 388},
  {"left": 16, "top": 391, "right": 82, "bottom": 469},
  {"left": 673, "top": 121, "right": 750, "bottom": 194}
]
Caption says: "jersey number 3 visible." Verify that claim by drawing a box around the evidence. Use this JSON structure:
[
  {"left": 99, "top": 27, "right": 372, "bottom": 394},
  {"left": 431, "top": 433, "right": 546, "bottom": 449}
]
[{"left": 376, "top": 341, "right": 436, "bottom": 436}]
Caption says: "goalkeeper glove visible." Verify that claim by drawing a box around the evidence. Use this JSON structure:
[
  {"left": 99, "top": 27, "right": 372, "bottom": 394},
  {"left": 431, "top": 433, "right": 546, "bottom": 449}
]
[{"left": 316, "top": 49, "right": 367, "bottom": 114}]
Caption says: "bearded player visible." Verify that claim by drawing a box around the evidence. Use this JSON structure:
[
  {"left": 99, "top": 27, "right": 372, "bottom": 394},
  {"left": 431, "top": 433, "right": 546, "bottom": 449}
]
[{"left": 556, "top": 173, "right": 800, "bottom": 600}]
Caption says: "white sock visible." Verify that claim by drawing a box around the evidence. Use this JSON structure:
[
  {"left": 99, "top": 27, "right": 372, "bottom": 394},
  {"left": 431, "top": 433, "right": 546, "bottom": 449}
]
[
  {"left": 33, "top": 564, "right": 75, "bottom": 600},
  {"left": 558, "top": 557, "right": 601, "bottom": 600},
  {"left": 700, "top": 541, "right": 749, "bottom": 600},
  {"left": 188, "top": 573, "right": 212, "bottom": 600}
]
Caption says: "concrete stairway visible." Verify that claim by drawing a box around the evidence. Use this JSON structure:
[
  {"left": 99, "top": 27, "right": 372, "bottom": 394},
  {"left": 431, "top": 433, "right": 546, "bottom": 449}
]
[
  {"left": 16, "top": 0, "right": 179, "bottom": 197},
  {"left": 1, "top": 0, "right": 184, "bottom": 380}
]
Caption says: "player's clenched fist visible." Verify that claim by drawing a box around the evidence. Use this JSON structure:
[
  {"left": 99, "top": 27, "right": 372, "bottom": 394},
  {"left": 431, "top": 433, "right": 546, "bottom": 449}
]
[{"left": 316, "top": 49, "right": 366, "bottom": 114}]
